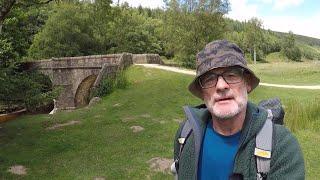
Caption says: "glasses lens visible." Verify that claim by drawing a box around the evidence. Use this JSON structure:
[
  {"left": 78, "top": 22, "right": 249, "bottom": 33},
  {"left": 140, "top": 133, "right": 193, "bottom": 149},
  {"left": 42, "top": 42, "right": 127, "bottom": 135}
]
[
  {"left": 199, "top": 73, "right": 218, "bottom": 88},
  {"left": 199, "top": 67, "right": 244, "bottom": 88},
  {"left": 222, "top": 68, "right": 244, "bottom": 84}
]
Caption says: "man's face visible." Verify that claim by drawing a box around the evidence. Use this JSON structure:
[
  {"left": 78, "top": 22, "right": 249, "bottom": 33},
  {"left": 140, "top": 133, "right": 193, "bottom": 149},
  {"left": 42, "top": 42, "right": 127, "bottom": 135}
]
[{"left": 200, "top": 66, "right": 251, "bottom": 120}]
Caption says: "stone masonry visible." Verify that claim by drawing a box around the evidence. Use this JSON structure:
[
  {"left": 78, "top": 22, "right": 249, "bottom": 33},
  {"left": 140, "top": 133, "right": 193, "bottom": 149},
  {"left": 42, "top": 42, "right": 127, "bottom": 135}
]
[
  {"left": 27, "top": 53, "right": 161, "bottom": 110},
  {"left": 132, "top": 54, "right": 164, "bottom": 64}
]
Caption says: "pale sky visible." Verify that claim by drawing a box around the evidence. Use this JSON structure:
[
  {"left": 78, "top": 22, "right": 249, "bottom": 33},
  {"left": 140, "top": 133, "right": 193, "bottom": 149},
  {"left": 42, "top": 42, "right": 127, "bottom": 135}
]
[{"left": 112, "top": 0, "right": 320, "bottom": 39}]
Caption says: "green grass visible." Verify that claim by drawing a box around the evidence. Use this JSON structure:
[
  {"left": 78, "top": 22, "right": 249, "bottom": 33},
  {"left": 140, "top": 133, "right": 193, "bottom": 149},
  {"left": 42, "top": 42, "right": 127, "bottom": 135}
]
[
  {"left": 249, "top": 61, "right": 320, "bottom": 85},
  {"left": 265, "top": 52, "right": 288, "bottom": 63},
  {"left": 1, "top": 65, "right": 320, "bottom": 179}
]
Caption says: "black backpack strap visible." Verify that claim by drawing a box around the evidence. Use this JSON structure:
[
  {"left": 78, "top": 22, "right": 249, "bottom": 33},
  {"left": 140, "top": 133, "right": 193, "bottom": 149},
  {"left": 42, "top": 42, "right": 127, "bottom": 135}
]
[{"left": 255, "top": 109, "right": 273, "bottom": 180}]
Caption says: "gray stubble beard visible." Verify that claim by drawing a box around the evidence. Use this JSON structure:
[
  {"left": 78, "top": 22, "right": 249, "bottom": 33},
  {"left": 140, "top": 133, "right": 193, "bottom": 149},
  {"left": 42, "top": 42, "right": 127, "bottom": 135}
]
[{"left": 204, "top": 89, "right": 248, "bottom": 121}]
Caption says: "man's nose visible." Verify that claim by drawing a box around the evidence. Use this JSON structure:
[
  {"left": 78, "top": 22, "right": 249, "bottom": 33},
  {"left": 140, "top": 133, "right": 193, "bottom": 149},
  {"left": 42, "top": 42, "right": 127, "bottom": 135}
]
[{"left": 215, "top": 76, "right": 230, "bottom": 91}]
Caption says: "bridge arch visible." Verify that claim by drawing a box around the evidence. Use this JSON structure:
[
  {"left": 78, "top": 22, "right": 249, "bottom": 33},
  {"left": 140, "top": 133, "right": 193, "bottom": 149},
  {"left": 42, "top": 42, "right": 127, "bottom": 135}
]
[
  {"left": 26, "top": 53, "right": 162, "bottom": 110},
  {"left": 74, "top": 75, "right": 97, "bottom": 108}
]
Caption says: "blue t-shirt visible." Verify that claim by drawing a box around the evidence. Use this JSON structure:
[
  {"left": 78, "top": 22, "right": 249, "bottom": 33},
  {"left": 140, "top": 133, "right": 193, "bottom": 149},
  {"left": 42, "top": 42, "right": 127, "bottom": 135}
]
[{"left": 198, "top": 121, "right": 241, "bottom": 180}]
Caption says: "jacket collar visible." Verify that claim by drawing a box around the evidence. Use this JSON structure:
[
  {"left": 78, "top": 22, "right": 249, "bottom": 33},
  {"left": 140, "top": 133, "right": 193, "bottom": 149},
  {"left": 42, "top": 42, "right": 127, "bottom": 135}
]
[{"left": 187, "top": 101, "right": 268, "bottom": 146}]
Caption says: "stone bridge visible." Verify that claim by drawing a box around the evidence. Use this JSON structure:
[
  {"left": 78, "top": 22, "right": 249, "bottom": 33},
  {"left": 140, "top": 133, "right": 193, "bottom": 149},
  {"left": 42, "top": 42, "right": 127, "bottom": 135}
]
[{"left": 27, "top": 53, "right": 163, "bottom": 110}]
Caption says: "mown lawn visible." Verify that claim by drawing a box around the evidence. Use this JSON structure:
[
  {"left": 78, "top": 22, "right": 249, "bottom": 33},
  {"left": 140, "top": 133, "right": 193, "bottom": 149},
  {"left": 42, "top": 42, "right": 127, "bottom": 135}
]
[{"left": 0, "top": 65, "right": 320, "bottom": 179}]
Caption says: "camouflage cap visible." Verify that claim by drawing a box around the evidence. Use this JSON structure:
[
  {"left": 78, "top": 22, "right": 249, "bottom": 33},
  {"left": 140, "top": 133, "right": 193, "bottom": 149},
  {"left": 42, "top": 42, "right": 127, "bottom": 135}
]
[{"left": 189, "top": 39, "right": 260, "bottom": 99}]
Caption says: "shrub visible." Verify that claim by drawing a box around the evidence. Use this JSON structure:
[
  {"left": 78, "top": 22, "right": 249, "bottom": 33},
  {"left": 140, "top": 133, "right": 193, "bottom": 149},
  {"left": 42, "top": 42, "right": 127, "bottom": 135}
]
[
  {"left": 282, "top": 46, "right": 302, "bottom": 61},
  {"left": 0, "top": 66, "right": 60, "bottom": 112},
  {"left": 92, "top": 71, "right": 129, "bottom": 97},
  {"left": 179, "top": 54, "right": 196, "bottom": 69},
  {"left": 114, "top": 71, "right": 129, "bottom": 89}
]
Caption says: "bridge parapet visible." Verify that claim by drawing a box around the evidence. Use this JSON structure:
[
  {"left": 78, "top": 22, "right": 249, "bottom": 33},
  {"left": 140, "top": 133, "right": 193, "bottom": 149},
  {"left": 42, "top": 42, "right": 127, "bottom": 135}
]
[{"left": 32, "top": 54, "right": 126, "bottom": 70}]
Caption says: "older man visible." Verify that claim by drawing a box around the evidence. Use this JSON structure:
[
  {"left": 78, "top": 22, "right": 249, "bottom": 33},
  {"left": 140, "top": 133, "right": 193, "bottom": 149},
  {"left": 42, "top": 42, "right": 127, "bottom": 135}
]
[{"left": 172, "top": 40, "right": 304, "bottom": 180}]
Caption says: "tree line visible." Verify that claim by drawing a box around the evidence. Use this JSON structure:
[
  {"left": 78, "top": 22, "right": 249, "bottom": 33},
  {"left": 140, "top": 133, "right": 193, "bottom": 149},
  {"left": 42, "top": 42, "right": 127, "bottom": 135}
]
[{"left": 0, "top": 0, "right": 319, "bottom": 112}]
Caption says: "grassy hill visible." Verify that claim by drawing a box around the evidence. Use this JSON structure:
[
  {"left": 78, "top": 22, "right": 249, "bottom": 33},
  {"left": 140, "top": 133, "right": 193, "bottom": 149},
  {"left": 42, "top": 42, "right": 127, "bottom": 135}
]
[
  {"left": 1, "top": 65, "right": 320, "bottom": 179},
  {"left": 269, "top": 31, "right": 320, "bottom": 61},
  {"left": 226, "top": 18, "right": 320, "bottom": 62},
  {"left": 274, "top": 31, "right": 320, "bottom": 46}
]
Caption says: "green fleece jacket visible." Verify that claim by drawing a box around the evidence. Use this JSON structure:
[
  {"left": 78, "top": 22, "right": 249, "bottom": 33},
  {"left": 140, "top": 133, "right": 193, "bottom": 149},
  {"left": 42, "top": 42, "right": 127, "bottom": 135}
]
[{"left": 173, "top": 102, "right": 305, "bottom": 180}]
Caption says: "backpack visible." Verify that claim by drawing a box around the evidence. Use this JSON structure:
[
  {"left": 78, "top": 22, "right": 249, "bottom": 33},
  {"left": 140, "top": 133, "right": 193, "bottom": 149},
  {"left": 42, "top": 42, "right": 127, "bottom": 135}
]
[{"left": 171, "top": 98, "right": 285, "bottom": 180}]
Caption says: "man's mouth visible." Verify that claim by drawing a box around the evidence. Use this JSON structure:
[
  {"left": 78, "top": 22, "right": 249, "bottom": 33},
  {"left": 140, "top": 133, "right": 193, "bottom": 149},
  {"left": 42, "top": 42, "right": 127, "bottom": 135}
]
[{"left": 215, "top": 97, "right": 234, "bottom": 102}]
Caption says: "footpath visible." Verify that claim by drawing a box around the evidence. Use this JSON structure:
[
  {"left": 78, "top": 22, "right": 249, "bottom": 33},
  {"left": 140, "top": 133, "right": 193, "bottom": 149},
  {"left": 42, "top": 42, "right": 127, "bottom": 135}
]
[{"left": 135, "top": 64, "right": 320, "bottom": 90}]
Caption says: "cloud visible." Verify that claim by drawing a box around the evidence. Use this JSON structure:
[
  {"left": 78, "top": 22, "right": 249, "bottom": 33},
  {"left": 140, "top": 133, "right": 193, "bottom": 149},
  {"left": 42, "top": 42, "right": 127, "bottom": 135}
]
[
  {"left": 226, "top": 0, "right": 259, "bottom": 21},
  {"left": 273, "top": 0, "right": 304, "bottom": 10},
  {"left": 227, "top": 0, "right": 320, "bottom": 39},
  {"left": 262, "top": 12, "right": 320, "bottom": 39}
]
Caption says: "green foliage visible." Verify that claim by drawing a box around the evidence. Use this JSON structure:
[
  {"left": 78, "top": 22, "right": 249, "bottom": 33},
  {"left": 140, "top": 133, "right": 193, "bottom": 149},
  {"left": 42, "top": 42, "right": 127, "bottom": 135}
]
[
  {"left": 94, "top": 76, "right": 115, "bottom": 97},
  {"left": 261, "top": 30, "right": 282, "bottom": 54},
  {"left": 92, "top": 71, "right": 128, "bottom": 97},
  {"left": 249, "top": 48, "right": 265, "bottom": 62},
  {"left": 243, "top": 17, "right": 264, "bottom": 62},
  {"left": 114, "top": 71, "right": 129, "bottom": 89},
  {"left": 281, "top": 31, "right": 302, "bottom": 61},
  {"left": 226, "top": 19, "right": 284, "bottom": 62},
  {"left": 265, "top": 52, "right": 287, "bottom": 63},
  {"left": 282, "top": 31, "right": 295, "bottom": 48},
  {"left": 107, "top": 6, "right": 164, "bottom": 55},
  {"left": 281, "top": 46, "right": 302, "bottom": 61},
  {"left": 178, "top": 54, "right": 196, "bottom": 69},
  {"left": 0, "top": 38, "right": 17, "bottom": 67},
  {"left": 0, "top": 65, "right": 59, "bottom": 112},
  {"left": 163, "top": 0, "right": 229, "bottom": 68},
  {"left": 28, "top": 3, "right": 102, "bottom": 59},
  {"left": 24, "top": 85, "right": 61, "bottom": 113},
  {"left": 0, "top": 4, "right": 48, "bottom": 63},
  {"left": 297, "top": 43, "right": 320, "bottom": 60},
  {"left": 27, "top": 2, "right": 164, "bottom": 59},
  {"left": 275, "top": 31, "right": 320, "bottom": 47}
]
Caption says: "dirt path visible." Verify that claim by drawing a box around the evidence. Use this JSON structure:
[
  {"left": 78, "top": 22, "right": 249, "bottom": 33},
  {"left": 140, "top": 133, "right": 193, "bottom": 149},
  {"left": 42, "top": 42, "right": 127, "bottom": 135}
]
[{"left": 135, "top": 64, "right": 320, "bottom": 90}]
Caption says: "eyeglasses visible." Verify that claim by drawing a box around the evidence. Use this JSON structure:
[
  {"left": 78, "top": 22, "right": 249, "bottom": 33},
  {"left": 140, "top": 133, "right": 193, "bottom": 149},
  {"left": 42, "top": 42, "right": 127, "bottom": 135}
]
[{"left": 198, "top": 67, "right": 245, "bottom": 89}]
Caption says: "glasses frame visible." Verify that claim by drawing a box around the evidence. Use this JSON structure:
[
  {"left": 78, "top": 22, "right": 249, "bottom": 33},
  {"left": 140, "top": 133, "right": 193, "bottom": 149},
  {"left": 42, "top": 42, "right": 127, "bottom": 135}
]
[{"left": 198, "top": 67, "right": 245, "bottom": 89}]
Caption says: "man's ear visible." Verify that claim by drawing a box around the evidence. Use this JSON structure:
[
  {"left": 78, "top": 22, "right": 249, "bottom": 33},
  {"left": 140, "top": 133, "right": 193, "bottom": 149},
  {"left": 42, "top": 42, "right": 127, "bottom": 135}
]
[
  {"left": 244, "top": 74, "right": 252, "bottom": 93},
  {"left": 246, "top": 83, "right": 252, "bottom": 93}
]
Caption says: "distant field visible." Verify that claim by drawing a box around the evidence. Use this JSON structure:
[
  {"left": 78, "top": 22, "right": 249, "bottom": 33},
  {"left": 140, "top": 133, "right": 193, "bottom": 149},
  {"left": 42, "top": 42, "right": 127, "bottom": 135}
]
[
  {"left": 249, "top": 61, "right": 320, "bottom": 85},
  {"left": 0, "top": 65, "right": 319, "bottom": 179}
]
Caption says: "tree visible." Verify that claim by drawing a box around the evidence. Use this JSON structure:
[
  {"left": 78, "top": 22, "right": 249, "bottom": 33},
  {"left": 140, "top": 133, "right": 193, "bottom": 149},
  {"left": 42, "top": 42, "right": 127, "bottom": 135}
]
[
  {"left": 163, "top": 0, "right": 230, "bottom": 68},
  {"left": 0, "top": 0, "right": 54, "bottom": 34},
  {"left": 244, "top": 17, "right": 264, "bottom": 64},
  {"left": 261, "top": 30, "right": 281, "bottom": 54},
  {"left": 0, "top": 0, "right": 16, "bottom": 33},
  {"left": 28, "top": 3, "right": 102, "bottom": 59},
  {"left": 107, "top": 6, "right": 164, "bottom": 54},
  {"left": 281, "top": 31, "right": 301, "bottom": 61},
  {"left": 0, "top": 3, "right": 48, "bottom": 67}
]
